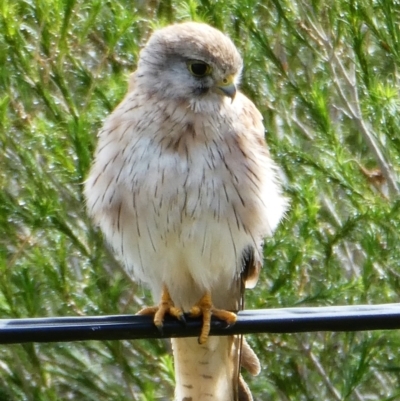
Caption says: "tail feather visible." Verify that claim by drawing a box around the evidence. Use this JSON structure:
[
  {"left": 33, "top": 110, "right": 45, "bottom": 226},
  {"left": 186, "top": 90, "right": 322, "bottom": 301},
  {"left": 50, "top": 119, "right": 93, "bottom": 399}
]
[
  {"left": 172, "top": 336, "right": 259, "bottom": 401},
  {"left": 172, "top": 336, "right": 236, "bottom": 401},
  {"left": 238, "top": 376, "right": 253, "bottom": 401},
  {"left": 241, "top": 338, "right": 261, "bottom": 376},
  {"left": 237, "top": 338, "right": 261, "bottom": 401}
]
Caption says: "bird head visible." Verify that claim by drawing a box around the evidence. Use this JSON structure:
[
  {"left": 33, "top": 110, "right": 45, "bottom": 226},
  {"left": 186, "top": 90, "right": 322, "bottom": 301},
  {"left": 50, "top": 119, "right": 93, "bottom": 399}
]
[{"left": 137, "top": 22, "right": 243, "bottom": 106}]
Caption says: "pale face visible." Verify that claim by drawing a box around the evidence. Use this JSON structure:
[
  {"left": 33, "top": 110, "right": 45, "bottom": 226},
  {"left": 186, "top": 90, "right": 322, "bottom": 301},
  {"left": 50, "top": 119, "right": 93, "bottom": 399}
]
[{"left": 136, "top": 22, "right": 243, "bottom": 103}]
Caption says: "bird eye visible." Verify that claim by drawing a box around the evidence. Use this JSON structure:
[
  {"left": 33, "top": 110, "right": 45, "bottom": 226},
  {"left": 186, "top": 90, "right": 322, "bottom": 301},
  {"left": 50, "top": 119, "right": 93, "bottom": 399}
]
[{"left": 187, "top": 60, "right": 212, "bottom": 77}]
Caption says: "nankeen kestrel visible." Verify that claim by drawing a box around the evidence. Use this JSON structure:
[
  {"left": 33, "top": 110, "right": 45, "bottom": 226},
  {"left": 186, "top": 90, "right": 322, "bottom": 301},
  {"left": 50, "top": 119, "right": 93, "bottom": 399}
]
[{"left": 84, "top": 22, "right": 287, "bottom": 401}]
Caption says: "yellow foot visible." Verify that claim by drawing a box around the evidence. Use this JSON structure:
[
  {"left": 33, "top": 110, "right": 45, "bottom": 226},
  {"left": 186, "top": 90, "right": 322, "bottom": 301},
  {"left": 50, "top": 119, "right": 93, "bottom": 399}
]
[
  {"left": 137, "top": 285, "right": 184, "bottom": 332},
  {"left": 189, "top": 291, "right": 237, "bottom": 344}
]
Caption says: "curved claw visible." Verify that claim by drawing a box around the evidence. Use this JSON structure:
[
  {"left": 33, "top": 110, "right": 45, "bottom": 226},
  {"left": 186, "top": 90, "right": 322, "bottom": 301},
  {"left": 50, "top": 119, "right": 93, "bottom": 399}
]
[{"left": 177, "top": 313, "right": 186, "bottom": 326}]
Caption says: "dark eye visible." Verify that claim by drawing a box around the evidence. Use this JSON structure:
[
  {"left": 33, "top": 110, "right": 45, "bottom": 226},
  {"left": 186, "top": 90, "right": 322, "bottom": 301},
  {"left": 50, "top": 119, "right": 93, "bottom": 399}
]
[{"left": 187, "top": 60, "right": 212, "bottom": 77}]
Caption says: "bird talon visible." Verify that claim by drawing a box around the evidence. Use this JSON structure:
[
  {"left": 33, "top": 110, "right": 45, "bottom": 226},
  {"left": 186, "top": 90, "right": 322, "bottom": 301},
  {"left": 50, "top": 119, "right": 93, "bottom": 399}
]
[
  {"left": 137, "top": 306, "right": 159, "bottom": 316},
  {"left": 188, "top": 305, "right": 201, "bottom": 317},
  {"left": 155, "top": 323, "right": 164, "bottom": 335},
  {"left": 212, "top": 308, "right": 237, "bottom": 326},
  {"left": 177, "top": 313, "right": 186, "bottom": 325},
  {"left": 189, "top": 291, "right": 237, "bottom": 344},
  {"left": 138, "top": 285, "right": 183, "bottom": 331}
]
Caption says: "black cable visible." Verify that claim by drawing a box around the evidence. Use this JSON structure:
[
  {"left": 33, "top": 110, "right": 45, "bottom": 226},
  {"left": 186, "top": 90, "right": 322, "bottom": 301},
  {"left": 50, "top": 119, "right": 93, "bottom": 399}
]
[{"left": 1, "top": 303, "right": 400, "bottom": 344}]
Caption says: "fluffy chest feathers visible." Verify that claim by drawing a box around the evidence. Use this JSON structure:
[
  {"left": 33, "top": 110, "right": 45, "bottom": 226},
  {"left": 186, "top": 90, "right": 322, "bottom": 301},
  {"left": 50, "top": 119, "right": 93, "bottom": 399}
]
[{"left": 85, "top": 90, "right": 284, "bottom": 308}]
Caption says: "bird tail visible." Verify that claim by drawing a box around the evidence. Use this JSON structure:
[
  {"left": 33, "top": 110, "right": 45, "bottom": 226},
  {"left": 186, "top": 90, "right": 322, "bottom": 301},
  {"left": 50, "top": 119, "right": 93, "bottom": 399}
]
[{"left": 172, "top": 336, "right": 260, "bottom": 401}]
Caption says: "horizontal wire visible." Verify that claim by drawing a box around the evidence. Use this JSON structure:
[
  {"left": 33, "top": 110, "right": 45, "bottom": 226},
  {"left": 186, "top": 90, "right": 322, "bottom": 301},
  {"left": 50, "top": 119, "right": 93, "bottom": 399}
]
[{"left": 1, "top": 303, "right": 400, "bottom": 344}]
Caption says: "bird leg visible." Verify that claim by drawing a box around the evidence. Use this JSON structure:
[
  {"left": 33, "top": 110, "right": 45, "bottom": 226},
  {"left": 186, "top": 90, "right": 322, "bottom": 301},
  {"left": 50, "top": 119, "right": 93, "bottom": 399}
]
[
  {"left": 189, "top": 291, "right": 237, "bottom": 344},
  {"left": 137, "top": 284, "right": 185, "bottom": 332}
]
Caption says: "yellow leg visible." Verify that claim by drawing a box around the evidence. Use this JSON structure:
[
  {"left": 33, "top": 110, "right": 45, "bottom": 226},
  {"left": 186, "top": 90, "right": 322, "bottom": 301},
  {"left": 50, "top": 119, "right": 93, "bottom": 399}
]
[
  {"left": 189, "top": 291, "right": 237, "bottom": 344},
  {"left": 138, "top": 284, "right": 184, "bottom": 330}
]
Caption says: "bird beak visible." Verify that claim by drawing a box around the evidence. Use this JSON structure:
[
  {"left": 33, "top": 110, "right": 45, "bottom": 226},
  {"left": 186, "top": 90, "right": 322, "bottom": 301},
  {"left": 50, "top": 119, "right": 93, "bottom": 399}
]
[{"left": 216, "top": 75, "right": 237, "bottom": 101}]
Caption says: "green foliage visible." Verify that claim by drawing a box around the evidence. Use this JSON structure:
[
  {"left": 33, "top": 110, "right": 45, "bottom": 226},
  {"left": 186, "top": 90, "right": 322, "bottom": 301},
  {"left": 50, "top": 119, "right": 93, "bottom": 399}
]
[{"left": 1, "top": 0, "right": 399, "bottom": 399}]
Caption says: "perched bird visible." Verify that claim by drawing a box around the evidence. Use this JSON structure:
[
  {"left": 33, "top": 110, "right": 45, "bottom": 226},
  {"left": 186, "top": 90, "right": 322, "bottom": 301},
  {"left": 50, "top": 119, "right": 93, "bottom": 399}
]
[{"left": 84, "top": 22, "right": 287, "bottom": 401}]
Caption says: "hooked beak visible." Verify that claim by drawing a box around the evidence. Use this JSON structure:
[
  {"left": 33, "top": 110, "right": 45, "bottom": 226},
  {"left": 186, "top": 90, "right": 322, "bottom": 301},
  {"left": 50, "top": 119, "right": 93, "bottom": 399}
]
[{"left": 216, "top": 75, "right": 237, "bottom": 101}]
